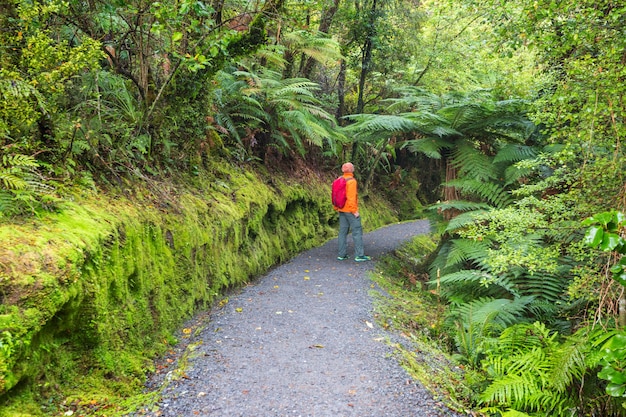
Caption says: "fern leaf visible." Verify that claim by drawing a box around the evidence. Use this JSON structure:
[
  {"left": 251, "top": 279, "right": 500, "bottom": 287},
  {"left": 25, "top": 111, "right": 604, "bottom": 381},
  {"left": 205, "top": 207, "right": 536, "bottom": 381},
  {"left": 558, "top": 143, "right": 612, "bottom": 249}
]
[
  {"left": 344, "top": 114, "right": 419, "bottom": 135},
  {"left": 2, "top": 154, "right": 38, "bottom": 168},
  {"left": 0, "top": 172, "right": 27, "bottom": 190},
  {"left": 430, "top": 200, "right": 492, "bottom": 214},
  {"left": 445, "top": 210, "right": 490, "bottom": 232},
  {"left": 503, "top": 164, "right": 532, "bottom": 187},
  {"left": 451, "top": 141, "right": 497, "bottom": 180},
  {"left": 445, "top": 238, "right": 490, "bottom": 270},
  {"left": 493, "top": 144, "right": 538, "bottom": 164},
  {"left": 400, "top": 137, "right": 452, "bottom": 159},
  {"left": 447, "top": 179, "right": 512, "bottom": 208}
]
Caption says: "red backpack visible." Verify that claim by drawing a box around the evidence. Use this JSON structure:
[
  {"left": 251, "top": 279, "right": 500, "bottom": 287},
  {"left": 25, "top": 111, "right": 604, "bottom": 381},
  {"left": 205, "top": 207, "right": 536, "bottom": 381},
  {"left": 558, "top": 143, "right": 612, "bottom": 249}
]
[{"left": 331, "top": 176, "right": 353, "bottom": 208}]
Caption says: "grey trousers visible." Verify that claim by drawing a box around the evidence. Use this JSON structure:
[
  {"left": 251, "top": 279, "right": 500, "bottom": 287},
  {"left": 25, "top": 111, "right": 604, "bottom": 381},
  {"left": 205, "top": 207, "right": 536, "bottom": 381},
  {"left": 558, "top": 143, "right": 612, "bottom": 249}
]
[{"left": 338, "top": 212, "right": 364, "bottom": 258}]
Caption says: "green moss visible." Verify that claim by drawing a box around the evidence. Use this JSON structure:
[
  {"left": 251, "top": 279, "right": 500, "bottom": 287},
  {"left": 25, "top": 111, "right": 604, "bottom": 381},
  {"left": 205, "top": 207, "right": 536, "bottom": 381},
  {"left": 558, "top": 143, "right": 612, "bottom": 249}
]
[{"left": 0, "top": 161, "right": 399, "bottom": 415}]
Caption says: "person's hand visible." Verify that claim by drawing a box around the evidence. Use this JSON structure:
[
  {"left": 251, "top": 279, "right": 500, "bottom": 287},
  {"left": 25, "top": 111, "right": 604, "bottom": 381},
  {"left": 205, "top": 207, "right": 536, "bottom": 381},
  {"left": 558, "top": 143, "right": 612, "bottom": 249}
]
[{"left": 354, "top": 211, "right": 359, "bottom": 218}]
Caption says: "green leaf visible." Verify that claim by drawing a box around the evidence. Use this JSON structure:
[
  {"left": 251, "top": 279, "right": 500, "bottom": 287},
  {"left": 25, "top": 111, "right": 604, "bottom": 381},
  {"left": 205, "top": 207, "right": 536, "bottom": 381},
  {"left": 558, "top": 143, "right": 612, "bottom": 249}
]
[
  {"left": 604, "top": 333, "right": 626, "bottom": 350},
  {"left": 601, "top": 367, "right": 626, "bottom": 385},
  {"left": 606, "top": 383, "right": 626, "bottom": 397},
  {"left": 172, "top": 32, "right": 183, "bottom": 42},
  {"left": 593, "top": 212, "right": 617, "bottom": 227},
  {"left": 614, "top": 272, "right": 626, "bottom": 287},
  {"left": 584, "top": 226, "right": 603, "bottom": 248},
  {"left": 601, "top": 233, "right": 621, "bottom": 251}
]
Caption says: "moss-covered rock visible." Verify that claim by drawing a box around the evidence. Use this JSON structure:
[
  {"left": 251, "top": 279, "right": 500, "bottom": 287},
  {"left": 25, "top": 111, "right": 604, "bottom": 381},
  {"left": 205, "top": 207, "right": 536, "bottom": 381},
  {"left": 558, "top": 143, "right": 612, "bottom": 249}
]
[{"left": 0, "top": 161, "right": 398, "bottom": 415}]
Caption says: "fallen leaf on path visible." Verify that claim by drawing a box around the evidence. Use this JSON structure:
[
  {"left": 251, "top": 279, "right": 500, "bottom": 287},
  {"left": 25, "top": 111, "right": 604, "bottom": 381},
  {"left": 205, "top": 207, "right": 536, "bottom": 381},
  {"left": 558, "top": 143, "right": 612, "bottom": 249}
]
[
  {"left": 235, "top": 307, "right": 243, "bottom": 313},
  {"left": 183, "top": 328, "right": 192, "bottom": 334},
  {"left": 309, "top": 344, "right": 324, "bottom": 348},
  {"left": 304, "top": 276, "right": 310, "bottom": 280},
  {"left": 366, "top": 321, "right": 374, "bottom": 329}
]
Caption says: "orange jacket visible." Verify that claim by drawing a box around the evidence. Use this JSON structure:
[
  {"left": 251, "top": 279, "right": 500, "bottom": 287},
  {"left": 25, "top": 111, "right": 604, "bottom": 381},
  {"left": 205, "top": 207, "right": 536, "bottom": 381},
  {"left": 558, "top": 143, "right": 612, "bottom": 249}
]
[{"left": 337, "top": 173, "right": 358, "bottom": 213}]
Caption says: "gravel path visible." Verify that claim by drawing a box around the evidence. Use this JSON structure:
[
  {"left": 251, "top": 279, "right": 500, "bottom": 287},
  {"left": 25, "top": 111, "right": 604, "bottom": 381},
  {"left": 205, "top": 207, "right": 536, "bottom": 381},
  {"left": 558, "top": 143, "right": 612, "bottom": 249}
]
[{"left": 133, "top": 220, "right": 463, "bottom": 417}]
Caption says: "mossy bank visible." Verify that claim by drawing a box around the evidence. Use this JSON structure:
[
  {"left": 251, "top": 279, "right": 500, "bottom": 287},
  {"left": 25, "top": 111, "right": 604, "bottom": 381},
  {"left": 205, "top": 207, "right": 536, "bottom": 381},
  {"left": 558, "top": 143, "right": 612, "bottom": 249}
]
[{"left": 0, "top": 160, "right": 404, "bottom": 416}]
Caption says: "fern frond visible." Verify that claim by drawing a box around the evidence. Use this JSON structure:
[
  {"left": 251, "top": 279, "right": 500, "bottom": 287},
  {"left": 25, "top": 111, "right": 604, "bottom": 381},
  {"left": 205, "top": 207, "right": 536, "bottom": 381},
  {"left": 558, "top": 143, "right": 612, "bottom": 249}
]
[
  {"left": 281, "top": 30, "right": 342, "bottom": 66},
  {"left": 383, "top": 86, "right": 447, "bottom": 113},
  {"left": 2, "top": 154, "right": 38, "bottom": 168},
  {"left": 0, "top": 172, "right": 27, "bottom": 190},
  {"left": 503, "top": 164, "right": 533, "bottom": 187},
  {"left": 450, "top": 140, "right": 497, "bottom": 180},
  {"left": 444, "top": 209, "right": 490, "bottom": 232},
  {"left": 399, "top": 137, "right": 453, "bottom": 159},
  {"left": 453, "top": 297, "right": 533, "bottom": 331},
  {"left": 344, "top": 114, "right": 419, "bottom": 135},
  {"left": 493, "top": 144, "right": 538, "bottom": 164},
  {"left": 548, "top": 337, "right": 587, "bottom": 393},
  {"left": 447, "top": 179, "right": 512, "bottom": 208},
  {"left": 514, "top": 272, "right": 566, "bottom": 303},
  {"left": 445, "top": 238, "right": 490, "bottom": 270},
  {"left": 429, "top": 201, "right": 491, "bottom": 217},
  {"left": 0, "top": 190, "right": 19, "bottom": 217},
  {"left": 481, "top": 359, "right": 546, "bottom": 406}
]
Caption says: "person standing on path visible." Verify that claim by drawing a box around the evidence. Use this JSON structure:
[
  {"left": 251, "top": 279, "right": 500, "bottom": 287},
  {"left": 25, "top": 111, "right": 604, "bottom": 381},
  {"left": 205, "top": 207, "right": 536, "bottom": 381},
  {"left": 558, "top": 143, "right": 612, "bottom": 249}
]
[{"left": 334, "top": 162, "right": 371, "bottom": 262}]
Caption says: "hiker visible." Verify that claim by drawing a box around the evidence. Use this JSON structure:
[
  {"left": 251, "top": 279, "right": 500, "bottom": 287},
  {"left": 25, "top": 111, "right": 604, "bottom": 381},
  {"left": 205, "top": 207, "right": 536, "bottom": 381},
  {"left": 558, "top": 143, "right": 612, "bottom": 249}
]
[{"left": 334, "top": 162, "right": 371, "bottom": 262}]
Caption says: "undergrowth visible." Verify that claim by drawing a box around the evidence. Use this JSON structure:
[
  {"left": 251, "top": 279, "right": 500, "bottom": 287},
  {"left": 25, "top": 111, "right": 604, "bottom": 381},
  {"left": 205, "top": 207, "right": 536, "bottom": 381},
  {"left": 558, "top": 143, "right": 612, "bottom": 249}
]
[{"left": 371, "top": 234, "right": 483, "bottom": 415}]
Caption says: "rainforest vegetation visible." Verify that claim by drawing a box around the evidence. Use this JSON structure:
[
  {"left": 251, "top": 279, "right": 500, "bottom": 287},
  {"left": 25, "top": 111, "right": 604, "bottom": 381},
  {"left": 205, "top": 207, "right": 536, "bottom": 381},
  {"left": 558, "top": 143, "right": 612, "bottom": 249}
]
[{"left": 1, "top": 0, "right": 625, "bottom": 415}]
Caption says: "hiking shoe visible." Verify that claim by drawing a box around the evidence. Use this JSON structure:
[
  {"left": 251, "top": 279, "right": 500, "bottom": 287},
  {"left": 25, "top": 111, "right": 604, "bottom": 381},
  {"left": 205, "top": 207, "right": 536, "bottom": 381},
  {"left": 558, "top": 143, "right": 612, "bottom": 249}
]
[
  {"left": 354, "top": 255, "right": 371, "bottom": 262},
  {"left": 337, "top": 256, "right": 349, "bottom": 261}
]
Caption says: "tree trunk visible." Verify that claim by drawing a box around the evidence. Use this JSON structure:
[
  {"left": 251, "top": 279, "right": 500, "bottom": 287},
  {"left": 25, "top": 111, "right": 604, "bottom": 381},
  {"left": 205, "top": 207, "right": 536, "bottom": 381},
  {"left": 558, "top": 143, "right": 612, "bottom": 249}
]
[
  {"left": 352, "top": 0, "right": 377, "bottom": 162},
  {"left": 335, "top": 58, "right": 346, "bottom": 123},
  {"left": 442, "top": 158, "right": 460, "bottom": 220}
]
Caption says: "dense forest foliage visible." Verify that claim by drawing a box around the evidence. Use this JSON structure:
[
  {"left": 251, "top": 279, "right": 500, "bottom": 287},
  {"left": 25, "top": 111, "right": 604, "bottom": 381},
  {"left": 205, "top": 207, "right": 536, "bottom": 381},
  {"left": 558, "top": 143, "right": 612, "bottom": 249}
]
[{"left": 1, "top": 0, "right": 626, "bottom": 415}]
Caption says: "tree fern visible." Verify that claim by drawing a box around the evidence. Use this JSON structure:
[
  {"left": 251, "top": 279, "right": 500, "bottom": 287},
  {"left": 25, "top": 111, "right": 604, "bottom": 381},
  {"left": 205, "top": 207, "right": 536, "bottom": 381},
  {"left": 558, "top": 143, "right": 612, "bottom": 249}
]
[{"left": 215, "top": 66, "right": 340, "bottom": 157}]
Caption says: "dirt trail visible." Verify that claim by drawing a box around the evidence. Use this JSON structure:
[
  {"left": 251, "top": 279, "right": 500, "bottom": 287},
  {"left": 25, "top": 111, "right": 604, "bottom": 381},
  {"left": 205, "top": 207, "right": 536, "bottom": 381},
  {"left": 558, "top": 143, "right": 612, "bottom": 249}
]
[{"left": 132, "top": 220, "right": 463, "bottom": 417}]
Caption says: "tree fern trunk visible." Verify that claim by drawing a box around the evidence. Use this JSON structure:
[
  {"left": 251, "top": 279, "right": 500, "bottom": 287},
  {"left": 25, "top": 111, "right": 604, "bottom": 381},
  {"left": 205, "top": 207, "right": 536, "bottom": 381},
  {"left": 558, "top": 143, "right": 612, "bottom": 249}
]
[{"left": 443, "top": 160, "right": 460, "bottom": 220}]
